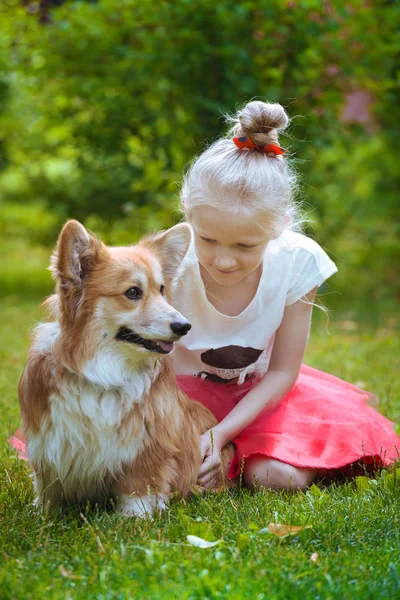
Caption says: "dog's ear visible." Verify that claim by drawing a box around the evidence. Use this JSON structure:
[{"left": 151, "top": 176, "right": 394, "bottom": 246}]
[
  {"left": 141, "top": 223, "right": 191, "bottom": 284},
  {"left": 50, "top": 220, "right": 103, "bottom": 291}
]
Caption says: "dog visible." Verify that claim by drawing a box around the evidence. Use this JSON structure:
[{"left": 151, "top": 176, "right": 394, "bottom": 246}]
[{"left": 18, "top": 220, "right": 233, "bottom": 517}]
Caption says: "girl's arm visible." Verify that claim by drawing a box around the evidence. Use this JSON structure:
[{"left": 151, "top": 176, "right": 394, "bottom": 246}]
[{"left": 198, "top": 286, "right": 318, "bottom": 485}]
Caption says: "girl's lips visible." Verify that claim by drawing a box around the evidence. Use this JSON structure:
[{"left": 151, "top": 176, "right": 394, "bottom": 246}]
[{"left": 215, "top": 268, "right": 238, "bottom": 274}]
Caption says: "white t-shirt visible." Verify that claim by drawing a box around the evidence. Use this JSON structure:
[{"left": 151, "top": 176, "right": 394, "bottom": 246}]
[{"left": 171, "top": 229, "right": 338, "bottom": 384}]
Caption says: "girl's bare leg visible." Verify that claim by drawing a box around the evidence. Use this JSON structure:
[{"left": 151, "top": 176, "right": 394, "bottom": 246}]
[{"left": 243, "top": 456, "right": 316, "bottom": 491}]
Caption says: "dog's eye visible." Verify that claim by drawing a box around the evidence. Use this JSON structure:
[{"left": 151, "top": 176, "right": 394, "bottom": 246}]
[
  {"left": 160, "top": 285, "right": 165, "bottom": 296},
  {"left": 124, "top": 286, "right": 143, "bottom": 300}
]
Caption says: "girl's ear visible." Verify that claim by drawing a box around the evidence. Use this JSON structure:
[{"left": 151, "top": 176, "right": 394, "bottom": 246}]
[
  {"left": 141, "top": 223, "right": 192, "bottom": 283},
  {"left": 50, "top": 220, "right": 103, "bottom": 290}
]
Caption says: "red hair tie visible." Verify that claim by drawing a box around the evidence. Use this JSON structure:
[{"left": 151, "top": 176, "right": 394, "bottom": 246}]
[{"left": 233, "top": 136, "right": 286, "bottom": 156}]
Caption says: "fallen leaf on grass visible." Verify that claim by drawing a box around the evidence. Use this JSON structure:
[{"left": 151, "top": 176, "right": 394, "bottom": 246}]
[
  {"left": 264, "top": 523, "right": 312, "bottom": 538},
  {"left": 310, "top": 552, "right": 319, "bottom": 563},
  {"left": 59, "top": 565, "right": 79, "bottom": 579},
  {"left": 355, "top": 476, "right": 373, "bottom": 492},
  {"left": 186, "top": 535, "right": 220, "bottom": 548}
]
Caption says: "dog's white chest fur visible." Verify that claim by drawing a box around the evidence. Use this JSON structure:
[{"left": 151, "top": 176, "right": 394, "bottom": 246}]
[
  {"left": 29, "top": 384, "right": 143, "bottom": 499},
  {"left": 28, "top": 323, "right": 160, "bottom": 502}
]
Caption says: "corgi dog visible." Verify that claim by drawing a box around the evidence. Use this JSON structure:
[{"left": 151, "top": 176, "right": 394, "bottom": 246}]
[{"left": 19, "top": 220, "right": 233, "bottom": 517}]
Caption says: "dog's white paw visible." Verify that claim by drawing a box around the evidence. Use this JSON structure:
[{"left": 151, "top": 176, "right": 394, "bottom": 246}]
[{"left": 117, "top": 493, "right": 168, "bottom": 518}]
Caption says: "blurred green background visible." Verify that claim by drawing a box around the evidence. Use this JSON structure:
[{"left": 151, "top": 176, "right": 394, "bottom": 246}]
[{"left": 0, "top": 0, "right": 399, "bottom": 311}]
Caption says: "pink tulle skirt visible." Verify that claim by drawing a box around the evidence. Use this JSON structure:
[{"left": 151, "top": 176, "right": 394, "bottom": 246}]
[
  {"left": 8, "top": 365, "right": 400, "bottom": 481},
  {"left": 177, "top": 364, "right": 400, "bottom": 479}
]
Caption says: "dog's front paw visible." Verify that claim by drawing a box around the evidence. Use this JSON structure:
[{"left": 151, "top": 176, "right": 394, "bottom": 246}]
[{"left": 116, "top": 493, "right": 168, "bottom": 518}]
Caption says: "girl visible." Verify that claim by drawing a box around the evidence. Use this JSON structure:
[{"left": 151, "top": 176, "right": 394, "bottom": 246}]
[{"left": 172, "top": 100, "right": 400, "bottom": 491}]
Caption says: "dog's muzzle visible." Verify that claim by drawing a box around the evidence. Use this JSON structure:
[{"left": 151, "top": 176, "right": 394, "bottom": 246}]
[{"left": 115, "top": 321, "right": 192, "bottom": 354}]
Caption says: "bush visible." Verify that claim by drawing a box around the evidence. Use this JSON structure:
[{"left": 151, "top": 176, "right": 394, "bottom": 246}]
[{"left": 0, "top": 0, "right": 399, "bottom": 301}]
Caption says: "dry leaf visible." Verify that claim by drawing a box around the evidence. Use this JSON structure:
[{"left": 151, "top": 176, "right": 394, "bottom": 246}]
[
  {"left": 58, "top": 565, "right": 82, "bottom": 580},
  {"left": 59, "top": 565, "right": 73, "bottom": 578},
  {"left": 186, "top": 535, "right": 220, "bottom": 548},
  {"left": 267, "top": 523, "right": 312, "bottom": 538},
  {"left": 310, "top": 552, "right": 319, "bottom": 563}
]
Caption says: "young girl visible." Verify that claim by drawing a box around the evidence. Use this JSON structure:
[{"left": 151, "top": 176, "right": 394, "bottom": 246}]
[{"left": 172, "top": 100, "right": 400, "bottom": 490}]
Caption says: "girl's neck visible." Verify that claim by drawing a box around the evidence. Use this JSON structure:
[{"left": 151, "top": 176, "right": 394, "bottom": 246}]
[{"left": 199, "top": 263, "right": 263, "bottom": 317}]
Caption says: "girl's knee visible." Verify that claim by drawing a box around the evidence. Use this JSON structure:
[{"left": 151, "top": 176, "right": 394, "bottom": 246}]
[{"left": 243, "top": 456, "right": 316, "bottom": 491}]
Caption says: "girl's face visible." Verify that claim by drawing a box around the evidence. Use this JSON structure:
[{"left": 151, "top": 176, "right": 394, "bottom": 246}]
[{"left": 190, "top": 205, "right": 271, "bottom": 287}]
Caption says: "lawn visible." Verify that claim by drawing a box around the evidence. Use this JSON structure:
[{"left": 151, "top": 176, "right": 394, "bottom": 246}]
[{"left": 1, "top": 294, "right": 400, "bottom": 600}]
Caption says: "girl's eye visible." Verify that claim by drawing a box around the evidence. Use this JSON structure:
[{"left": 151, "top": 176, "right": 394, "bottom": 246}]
[
  {"left": 160, "top": 285, "right": 165, "bottom": 295},
  {"left": 237, "top": 243, "right": 257, "bottom": 249},
  {"left": 200, "top": 236, "right": 216, "bottom": 243},
  {"left": 124, "top": 286, "right": 143, "bottom": 300}
]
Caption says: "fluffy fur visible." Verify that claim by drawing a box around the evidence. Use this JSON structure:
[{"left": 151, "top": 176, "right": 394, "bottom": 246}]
[{"left": 19, "top": 220, "right": 233, "bottom": 516}]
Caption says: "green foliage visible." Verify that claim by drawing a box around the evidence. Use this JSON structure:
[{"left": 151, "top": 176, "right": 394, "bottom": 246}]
[{"left": 0, "top": 0, "right": 399, "bottom": 300}]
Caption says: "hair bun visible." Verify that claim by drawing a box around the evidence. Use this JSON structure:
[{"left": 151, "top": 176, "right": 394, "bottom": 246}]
[{"left": 233, "top": 100, "right": 289, "bottom": 147}]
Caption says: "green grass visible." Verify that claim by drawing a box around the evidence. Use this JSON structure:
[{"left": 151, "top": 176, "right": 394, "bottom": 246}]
[{"left": 1, "top": 295, "right": 400, "bottom": 599}]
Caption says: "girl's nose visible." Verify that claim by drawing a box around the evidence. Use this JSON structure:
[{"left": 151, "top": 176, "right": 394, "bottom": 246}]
[{"left": 213, "top": 253, "right": 237, "bottom": 269}]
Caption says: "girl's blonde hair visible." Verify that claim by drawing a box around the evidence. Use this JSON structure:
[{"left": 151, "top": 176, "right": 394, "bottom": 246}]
[{"left": 181, "top": 100, "right": 302, "bottom": 238}]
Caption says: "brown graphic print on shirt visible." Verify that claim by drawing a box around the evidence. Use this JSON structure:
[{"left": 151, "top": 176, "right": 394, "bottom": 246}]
[{"left": 196, "top": 345, "right": 264, "bottom": 383}]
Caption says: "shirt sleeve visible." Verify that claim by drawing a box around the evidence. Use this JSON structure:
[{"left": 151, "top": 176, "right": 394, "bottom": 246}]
[{"left": 285, "top": 242, "right": 338, "bottom": 307}]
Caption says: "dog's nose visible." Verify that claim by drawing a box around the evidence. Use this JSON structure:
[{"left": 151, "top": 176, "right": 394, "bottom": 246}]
[{"left": 170, "top": 321, "right": 192, "bottom": 337}]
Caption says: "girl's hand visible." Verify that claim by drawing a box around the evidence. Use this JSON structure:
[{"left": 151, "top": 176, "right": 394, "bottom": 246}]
[{"left": 197, "top": 429, "right": 223, "bottom": 488}]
